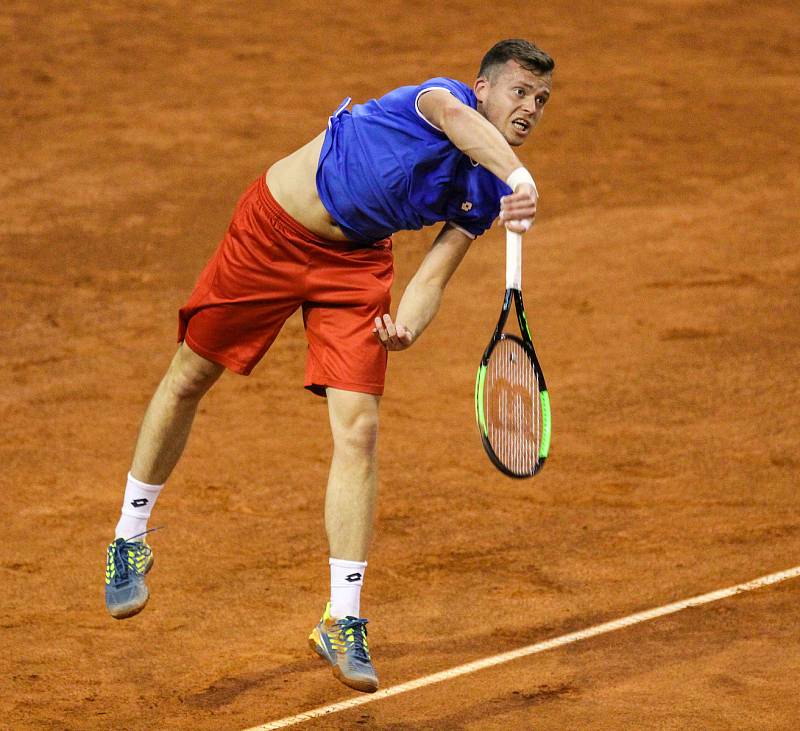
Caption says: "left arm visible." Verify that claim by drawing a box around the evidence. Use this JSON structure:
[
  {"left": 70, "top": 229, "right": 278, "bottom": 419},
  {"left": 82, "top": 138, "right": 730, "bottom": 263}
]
[{"left": 373, "top": 223, "right": 473, "bottom": 350}]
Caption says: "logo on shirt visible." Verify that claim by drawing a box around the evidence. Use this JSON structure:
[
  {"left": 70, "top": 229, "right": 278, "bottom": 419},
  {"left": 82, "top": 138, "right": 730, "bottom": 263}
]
[{"left": 461, "top": 201, "right": 473, "bottom": 212}]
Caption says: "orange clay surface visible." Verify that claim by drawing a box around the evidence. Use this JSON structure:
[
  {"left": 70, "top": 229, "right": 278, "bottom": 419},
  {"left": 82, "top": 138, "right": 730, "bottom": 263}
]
[{"left": 2, "top": 1, "right": 799, "bottom": 729}]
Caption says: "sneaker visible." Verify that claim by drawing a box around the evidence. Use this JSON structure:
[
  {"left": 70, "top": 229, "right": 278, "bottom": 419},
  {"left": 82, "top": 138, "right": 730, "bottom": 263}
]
[
  {"left": 104, "top": 535, "right": 154, "bottom": 619},
  {"left": 308, "top": 602, "right": 379, "bottom": 693}
]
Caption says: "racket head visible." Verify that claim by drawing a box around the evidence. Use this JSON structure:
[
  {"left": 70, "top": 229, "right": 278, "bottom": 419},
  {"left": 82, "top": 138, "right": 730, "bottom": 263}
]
[{"left": 475, "top": 332, "right": 551, "bottom": 478}]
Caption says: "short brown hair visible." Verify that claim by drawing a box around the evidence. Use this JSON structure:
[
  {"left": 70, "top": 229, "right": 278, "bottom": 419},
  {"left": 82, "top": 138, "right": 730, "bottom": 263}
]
[{"left": 478, "top": 39, "right": 555, "bottom": 79}]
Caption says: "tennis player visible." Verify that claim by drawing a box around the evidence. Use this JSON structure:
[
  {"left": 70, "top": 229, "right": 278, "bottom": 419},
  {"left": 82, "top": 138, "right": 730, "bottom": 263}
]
[{"left": 104, "top": 38, "right": 554, "bottom": 693}]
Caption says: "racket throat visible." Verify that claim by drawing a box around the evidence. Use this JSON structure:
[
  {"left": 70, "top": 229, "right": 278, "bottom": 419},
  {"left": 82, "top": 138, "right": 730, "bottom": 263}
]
[{"left": 487, "top": 289, "right": 515, "bottom": 345}]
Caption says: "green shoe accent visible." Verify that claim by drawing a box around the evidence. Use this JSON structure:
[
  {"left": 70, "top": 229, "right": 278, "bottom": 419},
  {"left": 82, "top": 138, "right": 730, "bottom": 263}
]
[{"left": 104, "top": 533, "right": 155, "bottom": 619}]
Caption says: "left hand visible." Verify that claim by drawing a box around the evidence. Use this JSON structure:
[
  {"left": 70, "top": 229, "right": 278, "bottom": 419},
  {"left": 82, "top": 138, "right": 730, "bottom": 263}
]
[
  {"left": 373, "top": 313, "right": 415, "bottom": 351},
  {"left": 498, "top": 182, "right": 538, "bottom": 233}
]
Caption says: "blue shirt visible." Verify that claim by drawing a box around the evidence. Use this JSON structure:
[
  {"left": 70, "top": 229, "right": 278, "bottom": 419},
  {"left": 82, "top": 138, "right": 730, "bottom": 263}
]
[{"left": 316, "top": 78, "right": 512, "bottom": 243}]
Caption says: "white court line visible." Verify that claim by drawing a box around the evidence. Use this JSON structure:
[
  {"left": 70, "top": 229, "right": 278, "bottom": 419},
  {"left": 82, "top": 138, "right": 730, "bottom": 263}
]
[{"left": 245, "top": 565, "right": 800, "bottom": 730}]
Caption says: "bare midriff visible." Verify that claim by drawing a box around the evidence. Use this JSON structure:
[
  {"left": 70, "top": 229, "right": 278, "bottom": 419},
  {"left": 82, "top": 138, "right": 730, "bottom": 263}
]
[{"left": 266, "top": 131, "right": 352, "bottom": 242}]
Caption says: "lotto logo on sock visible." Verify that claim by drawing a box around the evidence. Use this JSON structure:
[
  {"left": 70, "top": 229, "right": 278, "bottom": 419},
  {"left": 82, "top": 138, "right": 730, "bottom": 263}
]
[
  {"left": 131, "top": 498, "right": 149, "bottom": 508},
  {"left": 345, "top": 572, "right": 362, "bottom": 583}
]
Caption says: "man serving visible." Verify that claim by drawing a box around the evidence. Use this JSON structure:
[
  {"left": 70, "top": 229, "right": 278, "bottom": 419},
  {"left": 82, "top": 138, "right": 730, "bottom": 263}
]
[{"left": 104, "top": 38, "right": 554, "bottom": 694}]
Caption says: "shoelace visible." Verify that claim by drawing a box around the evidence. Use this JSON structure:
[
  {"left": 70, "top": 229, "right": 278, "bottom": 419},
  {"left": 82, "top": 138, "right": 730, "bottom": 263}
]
[
  {"left": 109, "top": 527, "right": 161, "bottom": 582},
  {"left": 334, "top": 617, "right": 371, "bottom": 662}
]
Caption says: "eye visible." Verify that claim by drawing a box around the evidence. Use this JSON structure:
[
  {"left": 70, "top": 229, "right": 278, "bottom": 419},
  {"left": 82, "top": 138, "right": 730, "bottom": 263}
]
[
  {"left": 536, "top": 96, "right": 548, "bottom": 106},
  {"left": 513, "top": 88, "right": 525, "bottom": 97}
]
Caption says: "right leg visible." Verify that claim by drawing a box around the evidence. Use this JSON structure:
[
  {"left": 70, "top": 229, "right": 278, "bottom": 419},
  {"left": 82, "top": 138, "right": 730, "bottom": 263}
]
[
  {"left": 107, "top": 174, "right": 300, "bottom": 618},
  {"left": 105, "top": 343, "right": 223, "bottom": 619},
  {"left": 130, "top": 342, "right": 224, "bottom": 485}
]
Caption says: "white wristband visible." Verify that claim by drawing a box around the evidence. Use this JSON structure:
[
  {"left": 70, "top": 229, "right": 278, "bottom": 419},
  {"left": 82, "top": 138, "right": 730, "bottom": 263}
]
[{"left": 506, "top": 166, "right": 538, "bottom": 195}]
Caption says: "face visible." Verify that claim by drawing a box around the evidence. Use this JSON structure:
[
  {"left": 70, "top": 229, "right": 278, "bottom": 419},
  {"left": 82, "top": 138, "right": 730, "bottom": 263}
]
[{"left": 474, "top": 60, "right": 552, "bottom": 147}]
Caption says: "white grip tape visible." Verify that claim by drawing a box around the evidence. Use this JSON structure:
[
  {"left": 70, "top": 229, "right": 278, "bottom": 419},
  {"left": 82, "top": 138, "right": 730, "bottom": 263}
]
[{"left": 506, "top": 229, "right": 522, "bottom": 291}]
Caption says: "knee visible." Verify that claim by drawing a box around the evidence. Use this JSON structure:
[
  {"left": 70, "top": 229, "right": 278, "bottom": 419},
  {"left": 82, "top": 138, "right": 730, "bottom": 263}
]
[
  {"left": 164, "top": 349, "right": 222, "bottom": 402},
  {"left": 332, "top": 410, "right": 379, "bottom": 458}
]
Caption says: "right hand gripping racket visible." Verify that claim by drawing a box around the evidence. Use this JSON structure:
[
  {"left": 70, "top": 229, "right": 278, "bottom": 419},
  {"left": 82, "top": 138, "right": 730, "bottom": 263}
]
[{"left": 474, "top": 227, "right": 551, "bottom": 478}]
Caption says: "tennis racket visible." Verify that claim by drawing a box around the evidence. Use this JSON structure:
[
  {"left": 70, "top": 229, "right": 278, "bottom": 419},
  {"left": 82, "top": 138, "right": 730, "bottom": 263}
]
[{"left": 474, "top": 226, "right": 551, "bottom": 478}]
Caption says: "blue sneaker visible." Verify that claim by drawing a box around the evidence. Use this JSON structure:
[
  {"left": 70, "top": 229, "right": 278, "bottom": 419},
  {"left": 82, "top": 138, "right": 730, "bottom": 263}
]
[
  {"left": 104, "top": 535, "right": 155, "bottom": 619},
  {"left": 308, "top": 602, "right": 379, "bottom": 693}
]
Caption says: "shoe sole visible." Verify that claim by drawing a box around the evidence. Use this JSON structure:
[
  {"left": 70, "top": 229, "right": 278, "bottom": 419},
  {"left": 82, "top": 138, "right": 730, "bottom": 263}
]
[
  {"left": 107, "top": 553, "right": 154, "bottom": 620},
  {"left": 109, "top": 591, "right": 150, "bottom": 620},
  {"left": 308, "top": 628, "right": 379, "bottom": 694},
  {"left": 332, "top": 665, "right": 378, "bottom": 694}
]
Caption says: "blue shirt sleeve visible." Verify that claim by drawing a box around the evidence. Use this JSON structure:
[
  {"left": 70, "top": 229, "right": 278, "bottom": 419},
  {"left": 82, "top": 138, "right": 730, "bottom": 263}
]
[
  {"left": 447, "top": 204, "right": 500, "bottom": 238},
  {"left": 413, "top": 77, "right": 475, "bottom": 133},
  {"left": 416, "top": 77, "right": 474, "bottom": 105}
]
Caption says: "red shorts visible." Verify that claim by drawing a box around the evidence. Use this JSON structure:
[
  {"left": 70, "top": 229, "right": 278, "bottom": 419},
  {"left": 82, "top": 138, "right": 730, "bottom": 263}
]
[{"left": 178, "top": 175, "right": 393, "bottom": 396}]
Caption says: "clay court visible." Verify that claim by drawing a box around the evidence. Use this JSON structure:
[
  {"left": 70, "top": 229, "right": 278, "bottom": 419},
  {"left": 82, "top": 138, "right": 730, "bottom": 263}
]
[{"left": 2, "top": 1, "right": 800, "bottom": 728}]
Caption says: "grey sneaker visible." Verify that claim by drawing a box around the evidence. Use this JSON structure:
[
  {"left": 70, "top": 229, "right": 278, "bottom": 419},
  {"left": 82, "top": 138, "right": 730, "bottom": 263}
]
[
  {"left": 104, "top": 535, "right": 154, "bottom": 619},
  {"left": 308, "top": 602, "right": 379, "bottom": 693}
]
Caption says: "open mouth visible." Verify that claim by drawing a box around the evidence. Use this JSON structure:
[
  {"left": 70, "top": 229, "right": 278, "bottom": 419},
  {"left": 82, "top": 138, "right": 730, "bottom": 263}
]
[{"left": 511, "top": 118, "right": 530, "bottom": 133}]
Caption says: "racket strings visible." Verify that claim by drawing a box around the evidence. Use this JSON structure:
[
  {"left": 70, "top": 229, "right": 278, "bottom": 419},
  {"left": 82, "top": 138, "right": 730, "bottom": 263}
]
[{"left": 484, "top": 338, "right": 541, "bottom": 475}]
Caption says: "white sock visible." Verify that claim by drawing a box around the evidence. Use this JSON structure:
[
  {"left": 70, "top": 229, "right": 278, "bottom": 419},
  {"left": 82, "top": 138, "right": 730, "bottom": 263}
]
[
  {"left": 329, "top": 557, "right": 367, "bottom": 619},
  {"left": 115, "top": 472, "right": 164, "bottom": 540}
]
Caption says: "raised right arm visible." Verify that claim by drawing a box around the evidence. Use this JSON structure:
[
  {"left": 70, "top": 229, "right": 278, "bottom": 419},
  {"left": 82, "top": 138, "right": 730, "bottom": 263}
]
[
  {"left": 418, "top": 88, "right": 523, "bottom": 182},
  {"left": 417, "top": 89, "right": 537, "bottom": 232}
]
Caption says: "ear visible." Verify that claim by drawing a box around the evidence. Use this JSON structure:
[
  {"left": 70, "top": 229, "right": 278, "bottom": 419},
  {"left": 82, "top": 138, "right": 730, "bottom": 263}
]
[{"left": 474, "top": 76, "right": 489, "bottom": 105}]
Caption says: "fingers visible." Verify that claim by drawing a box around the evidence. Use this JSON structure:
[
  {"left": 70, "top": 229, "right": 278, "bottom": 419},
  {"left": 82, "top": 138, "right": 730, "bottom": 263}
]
[
  {"left": 498, "top": 210, "right": 534, "bottom": 232},
  {"left": 499, "top": 186, "right": 538, "bottom": 231},
  {"left": 503, "top": 218, "right": 532, "bottom": 234},
  {"left": 372, "top": 314, "right": 414, "bottom": 350},
  {"left": 499, "top": 192, "right": 537, "bottom": 218}
]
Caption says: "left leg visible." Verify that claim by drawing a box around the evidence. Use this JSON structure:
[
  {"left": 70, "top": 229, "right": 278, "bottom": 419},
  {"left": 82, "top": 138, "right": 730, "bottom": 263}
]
[
  {"left": 308, "top": 387, "right": 382, "bottom": 693},
  {"left": 302, "top": 237, "right": 393, "bottom": 693},
  {"left": 324, "top": 387, "right": 381, "bottom": 562}
]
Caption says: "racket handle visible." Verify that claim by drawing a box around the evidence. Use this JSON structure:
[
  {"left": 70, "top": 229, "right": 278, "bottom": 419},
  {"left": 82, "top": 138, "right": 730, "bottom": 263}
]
[{"left": 506, "top": 229, "right": 522, "bottom": 290}]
